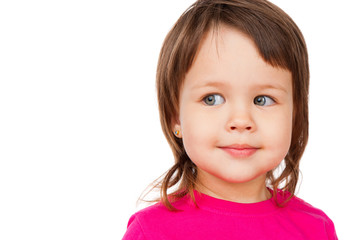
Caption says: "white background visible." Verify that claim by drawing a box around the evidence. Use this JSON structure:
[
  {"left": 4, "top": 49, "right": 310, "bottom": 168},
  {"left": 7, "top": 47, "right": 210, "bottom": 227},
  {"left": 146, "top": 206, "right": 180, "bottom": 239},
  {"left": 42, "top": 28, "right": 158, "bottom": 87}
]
[{"left": 0, "top": 0, "right": 359, "bottom": 239}]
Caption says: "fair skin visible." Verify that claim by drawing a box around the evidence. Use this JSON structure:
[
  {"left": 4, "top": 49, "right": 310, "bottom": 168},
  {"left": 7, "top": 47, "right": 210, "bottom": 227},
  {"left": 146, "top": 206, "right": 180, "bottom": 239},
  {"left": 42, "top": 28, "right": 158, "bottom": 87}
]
[{"left": 174, "top": 25, "right": 293, "bottom": 203}]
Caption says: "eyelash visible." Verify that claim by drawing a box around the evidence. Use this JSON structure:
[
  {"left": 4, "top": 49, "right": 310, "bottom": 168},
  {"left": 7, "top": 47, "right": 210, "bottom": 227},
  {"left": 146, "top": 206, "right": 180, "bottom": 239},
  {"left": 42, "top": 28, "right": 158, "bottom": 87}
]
[
  {"left": 253, "top": 95, "right": 276, "bottom": 106},
  {"left": 201, "top": 93, "right": 225, "bottom": 106},
  {"left": 201, "top": 94, "right": 277, "bottom": 106}
]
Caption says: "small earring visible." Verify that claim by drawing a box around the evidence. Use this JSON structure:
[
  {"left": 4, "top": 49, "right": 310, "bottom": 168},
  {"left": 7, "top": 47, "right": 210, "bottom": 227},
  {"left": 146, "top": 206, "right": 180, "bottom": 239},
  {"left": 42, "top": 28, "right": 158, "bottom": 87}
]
[{"left": 174, "top": 130, "right": 180, "bottom": 136}]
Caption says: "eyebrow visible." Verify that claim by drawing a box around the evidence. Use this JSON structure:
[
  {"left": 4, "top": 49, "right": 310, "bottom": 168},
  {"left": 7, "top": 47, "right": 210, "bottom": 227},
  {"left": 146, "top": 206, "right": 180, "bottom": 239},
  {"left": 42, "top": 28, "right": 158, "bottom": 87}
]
[
  {"left": 256, "top": 84, "right": 288, "bottom": 93},
  {"left": 191, "top": 81, "right": 228, "bottom": 89},
  {"left": 192, "top": 81, "right": 288, "bottom": 93}
]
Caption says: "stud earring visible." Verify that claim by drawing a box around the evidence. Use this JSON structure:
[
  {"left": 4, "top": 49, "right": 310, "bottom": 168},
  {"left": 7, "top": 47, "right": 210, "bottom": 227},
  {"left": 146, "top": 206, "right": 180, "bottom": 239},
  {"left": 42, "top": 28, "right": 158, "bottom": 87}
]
[{"left": 174, "top": 130, "right": 180, "bottom": 136}]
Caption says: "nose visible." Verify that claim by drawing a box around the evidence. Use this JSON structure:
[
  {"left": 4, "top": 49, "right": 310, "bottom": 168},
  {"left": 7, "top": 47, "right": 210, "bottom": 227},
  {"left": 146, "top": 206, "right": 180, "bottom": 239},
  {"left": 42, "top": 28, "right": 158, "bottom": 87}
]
[{"left": 226, "top": 107, "right": 256, "bottom": 133}]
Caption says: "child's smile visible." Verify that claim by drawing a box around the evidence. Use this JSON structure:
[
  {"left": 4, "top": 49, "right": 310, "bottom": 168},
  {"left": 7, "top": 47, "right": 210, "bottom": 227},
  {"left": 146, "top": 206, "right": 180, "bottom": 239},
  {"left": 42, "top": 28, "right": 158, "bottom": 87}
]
[
  {"left": 174, "top": 25, "right": 293, "bottom": 201},
  {"left": 218, "top": 144, "right": 259, "bottom": 158}
]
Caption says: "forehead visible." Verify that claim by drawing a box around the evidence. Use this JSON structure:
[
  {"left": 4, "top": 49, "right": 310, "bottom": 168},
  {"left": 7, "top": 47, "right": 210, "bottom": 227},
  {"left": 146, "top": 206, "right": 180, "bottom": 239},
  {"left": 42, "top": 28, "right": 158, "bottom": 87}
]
[{"left": 183, "top": 25, "right": 292, "bottom": 90}]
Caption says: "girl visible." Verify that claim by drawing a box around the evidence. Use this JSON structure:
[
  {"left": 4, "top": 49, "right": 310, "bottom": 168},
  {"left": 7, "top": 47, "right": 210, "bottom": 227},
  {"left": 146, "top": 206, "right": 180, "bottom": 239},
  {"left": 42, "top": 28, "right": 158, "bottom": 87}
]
[{"left": 123, "top": 0, "right": 337, "bottom": 239}]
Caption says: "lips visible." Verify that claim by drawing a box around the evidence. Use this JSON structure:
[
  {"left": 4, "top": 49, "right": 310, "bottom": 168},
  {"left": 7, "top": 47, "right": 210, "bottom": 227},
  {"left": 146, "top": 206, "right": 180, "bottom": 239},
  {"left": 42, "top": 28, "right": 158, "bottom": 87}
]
[{"left": 219, "top": 144, "right": 259, "bottom": 158}]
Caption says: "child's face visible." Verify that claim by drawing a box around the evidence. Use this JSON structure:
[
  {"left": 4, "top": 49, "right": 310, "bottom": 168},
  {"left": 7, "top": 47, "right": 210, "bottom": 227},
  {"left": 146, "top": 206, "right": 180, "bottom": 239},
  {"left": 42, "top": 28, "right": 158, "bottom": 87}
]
[{"left": 174, "top": 25, "right": 293, "bottom": 187}]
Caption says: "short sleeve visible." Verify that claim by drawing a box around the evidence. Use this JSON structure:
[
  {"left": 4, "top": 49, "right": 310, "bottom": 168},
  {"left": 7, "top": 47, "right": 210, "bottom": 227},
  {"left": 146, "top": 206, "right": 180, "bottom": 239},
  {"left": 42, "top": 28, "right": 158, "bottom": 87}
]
[
  {"left": 122, "top": 215, "right": 146, "bottom": 240},
  {"left": 325, "top": 217, "right": 338, "bottom": 240}
]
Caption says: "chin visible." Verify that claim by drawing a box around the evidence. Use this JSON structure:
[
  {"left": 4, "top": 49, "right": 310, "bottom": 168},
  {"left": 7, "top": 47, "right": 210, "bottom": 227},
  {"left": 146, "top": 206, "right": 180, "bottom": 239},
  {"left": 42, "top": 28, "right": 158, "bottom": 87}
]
[
  {"left": 219, "top": 175, "right": 257, "bottom": 184},
  {"left": 219, "top": 170, "right": 267, "bottom": 184}
]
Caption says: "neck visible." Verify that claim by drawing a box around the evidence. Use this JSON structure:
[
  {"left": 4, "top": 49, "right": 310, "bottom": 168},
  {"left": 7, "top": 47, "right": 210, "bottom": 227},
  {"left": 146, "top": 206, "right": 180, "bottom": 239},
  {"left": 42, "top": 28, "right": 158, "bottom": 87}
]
[{"left": 195, "top": 170, "right": 271, "bottom": 203}]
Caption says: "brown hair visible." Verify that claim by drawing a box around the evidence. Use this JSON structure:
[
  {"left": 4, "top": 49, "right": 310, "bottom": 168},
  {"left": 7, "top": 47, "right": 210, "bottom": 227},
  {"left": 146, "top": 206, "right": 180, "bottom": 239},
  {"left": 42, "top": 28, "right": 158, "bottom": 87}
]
[{"left": 153, "top": 0, "right": 309, "bottom": 210}]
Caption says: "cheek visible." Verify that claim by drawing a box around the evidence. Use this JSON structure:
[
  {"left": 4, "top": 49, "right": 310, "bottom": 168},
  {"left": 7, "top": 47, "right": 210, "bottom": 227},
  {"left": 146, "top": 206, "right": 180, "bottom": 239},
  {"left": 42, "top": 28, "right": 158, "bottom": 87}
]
[
  {"left": 181, "top": 125, "right": 205, "bottom": 165},
  {"left": 181, "top": 116, "right": 210, "bottom": 148},
  {"left": 264, "top": 111, "right": 293, "bottom": 157},
  {"left": 180, "top": 109, "right": 219, "bottom": 159}
]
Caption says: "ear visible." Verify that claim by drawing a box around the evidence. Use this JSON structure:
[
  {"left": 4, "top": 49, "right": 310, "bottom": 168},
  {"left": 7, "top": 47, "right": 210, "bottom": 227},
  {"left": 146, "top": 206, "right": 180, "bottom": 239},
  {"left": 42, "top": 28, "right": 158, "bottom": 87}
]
[{"left": 172, "top": 117, "right": 182, "bottom": 138}]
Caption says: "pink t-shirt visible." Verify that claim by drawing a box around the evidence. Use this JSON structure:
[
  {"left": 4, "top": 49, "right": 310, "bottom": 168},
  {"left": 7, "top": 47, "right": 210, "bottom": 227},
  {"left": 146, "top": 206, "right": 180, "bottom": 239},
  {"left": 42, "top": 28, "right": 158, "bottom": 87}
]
[{"left": 123, "top": 190, "right": 337, "bottom": 239}]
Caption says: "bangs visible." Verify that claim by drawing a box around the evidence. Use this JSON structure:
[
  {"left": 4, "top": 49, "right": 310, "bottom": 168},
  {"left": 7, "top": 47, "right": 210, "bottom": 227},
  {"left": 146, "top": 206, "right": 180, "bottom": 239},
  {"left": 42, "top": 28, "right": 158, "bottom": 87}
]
[{"left": 178, "top": 1, "right": 304, "bottom": 77}]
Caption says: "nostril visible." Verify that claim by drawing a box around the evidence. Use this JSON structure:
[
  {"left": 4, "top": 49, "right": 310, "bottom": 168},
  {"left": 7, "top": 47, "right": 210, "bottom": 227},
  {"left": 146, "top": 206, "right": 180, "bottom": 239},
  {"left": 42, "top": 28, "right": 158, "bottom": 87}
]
[{"left": 230, "top": 126, "right": 252, "bottom": 131}]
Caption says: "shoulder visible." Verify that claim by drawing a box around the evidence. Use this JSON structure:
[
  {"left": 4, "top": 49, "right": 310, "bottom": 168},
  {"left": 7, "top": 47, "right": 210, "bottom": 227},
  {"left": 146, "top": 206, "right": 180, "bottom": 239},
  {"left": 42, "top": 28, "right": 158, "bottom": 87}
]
[
  {"left": 122, "top": 203, "right": 165, "bottom": 240},
  {"left": 123, "top": 198, "right": 192, "bottom": 240},
  {"left": 284, "top": 195, "right": 337, "bottom": 239},
  {"left": 288, "top": 195, "right": 333, "bottom": 221},
  {"left": 130, "top": 197, "right": 190, "bottom": 221},
  {"left": 128, "top": 202, "right": 172, "bottom": 225}
]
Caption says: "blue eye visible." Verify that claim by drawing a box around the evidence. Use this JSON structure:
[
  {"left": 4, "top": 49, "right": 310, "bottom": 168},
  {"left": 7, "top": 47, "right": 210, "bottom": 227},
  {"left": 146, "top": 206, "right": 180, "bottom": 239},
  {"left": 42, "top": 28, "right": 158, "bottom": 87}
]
[
  {"left": 254, "top": 96, "right": 275, "bottom": 106},
  {"left": 203, "top": 94, "right": 225, "bottom": 106}
]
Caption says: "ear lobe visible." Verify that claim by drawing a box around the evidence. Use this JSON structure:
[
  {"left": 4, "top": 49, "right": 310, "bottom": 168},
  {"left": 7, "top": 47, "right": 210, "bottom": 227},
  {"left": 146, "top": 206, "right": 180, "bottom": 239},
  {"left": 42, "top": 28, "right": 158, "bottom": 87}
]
[{"left": 173, "top": 122, "right": 182, "bottom": 138}]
